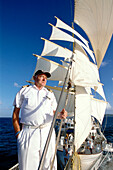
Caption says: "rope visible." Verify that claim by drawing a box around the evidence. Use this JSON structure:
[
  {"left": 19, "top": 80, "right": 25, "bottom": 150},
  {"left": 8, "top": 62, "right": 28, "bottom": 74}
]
[
  {"left": 50, "top": 119, "right": 63, "bottom": 170},
  {"left": 96, "top": 151, "right": 109, "bottom": 169},
  {"left": 64, "top": 156, "right": 72, "bottom": 170},
  {"left": 72, "top": 151, "right": 81, "bottom": 170},
  {"left": 102, "top": 114, "right": 108, "bottom": 134},
  {"left": 69, "top": 0, "right": 74, "bottom": 23},
  {"left": 64, "top": 152, "right": 81, "bottom": 170}
]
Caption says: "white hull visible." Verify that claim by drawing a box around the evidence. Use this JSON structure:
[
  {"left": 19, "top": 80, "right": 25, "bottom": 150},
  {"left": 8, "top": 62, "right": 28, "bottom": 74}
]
[
  {"left": 79, "top": 152, "right": 102, "bottom": 170},
  {"left": 57, "top": 149, "right": 102, "bottom": 170}
]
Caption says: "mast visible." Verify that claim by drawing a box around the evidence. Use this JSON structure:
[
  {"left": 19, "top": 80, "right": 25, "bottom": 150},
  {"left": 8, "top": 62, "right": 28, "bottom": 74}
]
[
  {"left": 73, "top": 2, "right": 77, "bottom": 155},
  {"left": 72, "top": 22, "right": 81, "bottom": 170},
  {"left": 72, "top": 22, "right": 76, "bottom": 153}
]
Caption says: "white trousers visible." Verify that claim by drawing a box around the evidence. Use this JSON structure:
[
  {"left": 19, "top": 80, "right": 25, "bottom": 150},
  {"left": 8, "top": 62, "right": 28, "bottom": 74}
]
[{"left": 17, "top": 125, "right": 57, "bottom": 170}]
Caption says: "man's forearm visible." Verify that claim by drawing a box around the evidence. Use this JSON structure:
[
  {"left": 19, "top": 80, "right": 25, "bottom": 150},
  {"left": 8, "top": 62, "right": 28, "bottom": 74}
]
[{"left": 12, "top": 107, "right": 20, "bottom": 134}]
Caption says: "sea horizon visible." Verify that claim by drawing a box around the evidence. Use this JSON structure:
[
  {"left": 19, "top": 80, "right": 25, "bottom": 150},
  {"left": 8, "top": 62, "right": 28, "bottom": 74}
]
[{"left": 0, "top": 113, "right": 113, "bottom": 118}]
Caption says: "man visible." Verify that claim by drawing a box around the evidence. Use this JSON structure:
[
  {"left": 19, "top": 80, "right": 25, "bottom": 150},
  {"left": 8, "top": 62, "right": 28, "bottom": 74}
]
[{"left": 12, "top": 70, "right": 67, "bottom": 170}]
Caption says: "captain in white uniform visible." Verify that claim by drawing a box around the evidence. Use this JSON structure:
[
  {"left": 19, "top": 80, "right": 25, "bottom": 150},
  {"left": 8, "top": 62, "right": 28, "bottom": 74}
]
[{"left": 12, "top": 70, "right": 67, "bottom": 170}]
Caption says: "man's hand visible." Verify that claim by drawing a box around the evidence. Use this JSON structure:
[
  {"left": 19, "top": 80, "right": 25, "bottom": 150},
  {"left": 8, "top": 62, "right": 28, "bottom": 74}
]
[{"left": 58, "top": 108, "right": 67, "bottom": 119}]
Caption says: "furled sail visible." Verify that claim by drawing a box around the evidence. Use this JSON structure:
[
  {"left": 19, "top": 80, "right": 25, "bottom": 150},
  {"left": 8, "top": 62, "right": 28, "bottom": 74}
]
[
  {"left": 41, "top": 38, "right": 73, "bottom": 59},
  {"left": 32, "top": 55, "right": 68, "bottom": 81},
  {"left": 91, "top": 97, "right": 107, "bottom": 124},
  {"left": 74, "top": 0, "right": 113, "bottom": 68}
]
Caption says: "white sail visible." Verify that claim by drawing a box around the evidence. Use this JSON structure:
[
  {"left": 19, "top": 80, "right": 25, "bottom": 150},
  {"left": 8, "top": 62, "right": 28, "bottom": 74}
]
[
  {"left": 74, "top": 0, "right": 113, "bottom": 68},
  {"left": 60, "top": 60, "right": 69, "bottom": 67},
  {"left": 85, "top": 87, "right": 92, "bottom": 95},
  {"left": 97, "top": 83, "right": 106, "bottom": 101},
  {"left": 12, "top": 2, "right": 111, "bottom": 170},
  {"left": 70, "top": 51, "right": 99, "bottom": 87},
  {"left": 55, "top": 16, "right": 89, "bottom": 47},
  {"left": 47, "top": 85, "right": 93, "bottom": 152},
  {"left": 41, "top": 38, "right": 73, "bottom": 59},
  {"left": 46, "top": 85, "right": 88, "bottom": 113},
  {"left": 49, "top": 23, "right": 95, "bottom": 63},
  {"left": 74, "top": 94, "right": 92, "bottom": 151},
  {"left": 58, "top": 60, "right": 69, "bottom": 86},
  {"left": 75, "top": 39, "right": 95, "bottom": 63},
  {"left": 47, "top": 86, "right": 75, "bottom": 113},
  {"left": 90, "top": 62, "right": 100, "bottom": 82},
  {"left": 91, "top": 97, "right": 107, "bottom": 124},
  {"left": 32, "top": 55, "right": 68, "bottom": 81},
  {"left": 49, "top": 23, "right": 75, "bottom": 42},
  {"left": 92, "top": 83, "right": 106, "bottom": 101}
]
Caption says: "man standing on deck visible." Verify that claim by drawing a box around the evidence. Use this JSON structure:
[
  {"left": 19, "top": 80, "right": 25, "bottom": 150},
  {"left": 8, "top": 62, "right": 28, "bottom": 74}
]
[{"left": 12, "top": 70, "right": 67, "bottom": 170}]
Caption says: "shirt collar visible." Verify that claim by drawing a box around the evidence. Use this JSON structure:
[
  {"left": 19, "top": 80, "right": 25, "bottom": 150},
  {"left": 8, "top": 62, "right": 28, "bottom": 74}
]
[{"left": 33, "top": 85, "right": 45, "bottom": 91}]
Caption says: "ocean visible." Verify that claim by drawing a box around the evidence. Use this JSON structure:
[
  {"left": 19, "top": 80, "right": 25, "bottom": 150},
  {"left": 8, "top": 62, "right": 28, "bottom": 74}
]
[
  {"left": 0, "top": 115, "right": 113, "bottom": 170},
  {"left": 0, "top": 118, "right": 18, "bottom": 170}
]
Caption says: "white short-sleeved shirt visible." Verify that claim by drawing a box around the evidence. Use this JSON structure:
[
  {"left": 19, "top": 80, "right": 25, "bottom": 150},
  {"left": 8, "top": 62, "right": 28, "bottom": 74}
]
[{"left": 13, "top": 85, "right": 57, "bottom": 126}]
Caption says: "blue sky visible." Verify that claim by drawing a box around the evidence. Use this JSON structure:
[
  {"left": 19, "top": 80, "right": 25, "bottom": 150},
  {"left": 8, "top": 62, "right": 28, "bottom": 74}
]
[{"left": 0, "top": 0, "right": 113, "bottom": 117}]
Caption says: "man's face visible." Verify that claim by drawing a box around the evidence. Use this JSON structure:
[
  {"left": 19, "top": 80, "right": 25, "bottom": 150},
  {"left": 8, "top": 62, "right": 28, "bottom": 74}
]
[{"left": 34, "top": 73, "right": 47, "bottom": 88}]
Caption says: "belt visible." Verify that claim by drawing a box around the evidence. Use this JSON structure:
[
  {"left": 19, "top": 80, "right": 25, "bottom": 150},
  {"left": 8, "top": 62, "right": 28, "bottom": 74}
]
[{"left": 22, "top": 122, "right": 51, "bottom": 129}]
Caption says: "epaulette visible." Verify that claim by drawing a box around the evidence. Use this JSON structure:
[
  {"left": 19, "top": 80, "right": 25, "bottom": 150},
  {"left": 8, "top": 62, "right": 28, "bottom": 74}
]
[
  {"left": 22, "top": 85, "right": 29, "bottom": 88},
  {"left": 47, "top": 88, "right": 53, "bottom": 93}
]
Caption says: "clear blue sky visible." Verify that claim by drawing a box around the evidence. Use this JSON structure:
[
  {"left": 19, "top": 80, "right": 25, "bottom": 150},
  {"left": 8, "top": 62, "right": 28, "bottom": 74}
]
[{"left": 0, "top": 0, "right": 113, "bottom": 117}]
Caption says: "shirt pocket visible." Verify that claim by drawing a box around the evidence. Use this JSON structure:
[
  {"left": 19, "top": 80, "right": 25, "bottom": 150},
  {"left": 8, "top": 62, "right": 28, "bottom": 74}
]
[
  {"left": 43, "top": 97, "right": 52, "bottom": 113},
  {"left": 22, "top": 93, "right": 35, "bottom": 107}
]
